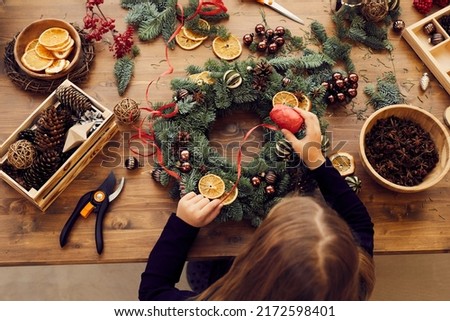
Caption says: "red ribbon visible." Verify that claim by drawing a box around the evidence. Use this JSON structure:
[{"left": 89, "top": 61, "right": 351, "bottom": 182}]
[{"left": 220, "top": 123, "right": 279, "bottom": 205}]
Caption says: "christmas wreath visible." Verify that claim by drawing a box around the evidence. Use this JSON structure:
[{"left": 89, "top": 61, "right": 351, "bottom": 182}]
[{"left": 140, "top": 21, "right": 363, "bottom": 227}]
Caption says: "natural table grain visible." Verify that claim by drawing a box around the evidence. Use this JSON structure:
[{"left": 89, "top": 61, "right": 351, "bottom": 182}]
[{"left": 1, "top": 0, "right": 449, "bottom": 266}]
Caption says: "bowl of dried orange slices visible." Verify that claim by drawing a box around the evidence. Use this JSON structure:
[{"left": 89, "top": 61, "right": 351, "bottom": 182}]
[{"left": 14, "top": 19, "right": 81, "bottom": 80}]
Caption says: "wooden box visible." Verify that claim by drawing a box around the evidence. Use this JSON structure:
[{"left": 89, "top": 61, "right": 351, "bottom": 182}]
[
  {"left": 403, "top": 6, "right": 450, "bottom": 95},
  {"left": 0, "top": 80, "right": 118, "bottom": 211}
]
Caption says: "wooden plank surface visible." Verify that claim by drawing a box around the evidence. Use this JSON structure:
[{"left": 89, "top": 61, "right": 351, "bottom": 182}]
[{"left": 1, "top": 0, "right": 450, "bottom": 266}]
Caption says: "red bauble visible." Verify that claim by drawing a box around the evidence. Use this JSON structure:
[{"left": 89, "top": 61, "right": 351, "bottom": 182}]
[{"left": 270, "top": 104, "right": 304, "bottom": 133}]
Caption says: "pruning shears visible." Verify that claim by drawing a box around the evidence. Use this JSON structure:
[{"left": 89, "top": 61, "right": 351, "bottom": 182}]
[{"left": 60, "top": 171, "right": 125, "bottom": 254}]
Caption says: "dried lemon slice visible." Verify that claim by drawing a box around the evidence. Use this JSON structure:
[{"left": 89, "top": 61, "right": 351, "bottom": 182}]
[
  {"left": 221, "top": 185, "right": 238, "bottom": 206},
  {"left": 272, "top": 91, "right": 299, "bottom": 108},
  {"left": 183, "top": 19, "right": 210, "bottom": 41},
  {"left": 45, "top": 59, "right": 67, "bottom": 74},
  {"left": 25, "top": 39, "right": 39, "bottom": 52},
  {"left": 212, "top": 35, "right": 242, "bottom": 61},
  {"left": 329, "top": 152, "right": 355, "bottom": 176},
  {"left": 39, "top": 27, "right": 69, "bottom": 48},
  {"left": 21, "top": 49, "right": 54, "bottom": 72},
  {"left": 198, "top": 174, "right": 225, "bottom": 199},
  {"left": 175, "top": 31, "right": 204, "bottom": 50},
  {"left": 35, "top": 42, "right": 56, "bottom": 60}
]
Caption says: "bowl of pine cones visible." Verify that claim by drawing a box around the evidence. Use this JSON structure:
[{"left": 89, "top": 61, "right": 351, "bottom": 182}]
[
  {"left": 359, "top": 104, "right": 450, "bottom": 193},
  {"left": 14, "top": 19, "right": 81, "bottom": 80}
]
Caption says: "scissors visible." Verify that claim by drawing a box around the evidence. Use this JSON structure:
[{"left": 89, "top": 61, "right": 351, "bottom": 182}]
[
  {"left": 60, "top": 171, "right": 125, "bottom": 254},
  {"left": 256, "top": 0, "right": 304, "bottom": 25}
]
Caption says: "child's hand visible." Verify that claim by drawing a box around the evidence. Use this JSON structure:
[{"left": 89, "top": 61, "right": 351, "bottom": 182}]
[
  {"left": 282, "top": 108, "right": 326, "bottom": 170},
  {"left": 176, "top": 192, "right": 223, "bottom": 227}
]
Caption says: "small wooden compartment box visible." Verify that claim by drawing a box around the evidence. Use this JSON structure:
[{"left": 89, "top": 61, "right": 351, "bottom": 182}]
[
  {"left": 0, "top": 80, "right": 118, "bottom": 211},
  {"left": 403, "top": 6, "right": 450, "bottom": 95}
]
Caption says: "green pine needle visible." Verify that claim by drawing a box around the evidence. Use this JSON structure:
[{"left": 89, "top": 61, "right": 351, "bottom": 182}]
[{"left": 114, "top": 56, "right": 134, "bottom": 96}]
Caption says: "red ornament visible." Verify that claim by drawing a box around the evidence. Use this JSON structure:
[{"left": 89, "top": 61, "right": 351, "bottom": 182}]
[{"left": 270, "top": 104, "right": 304, "bottom": 133}]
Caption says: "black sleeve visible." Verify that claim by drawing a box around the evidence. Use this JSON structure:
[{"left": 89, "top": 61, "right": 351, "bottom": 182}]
[
  {"left": 138, "top": 213, "right": 198, "bottom": 301},
  {"left": 311, "top": 158, "right": 374, "bottom": 256}
]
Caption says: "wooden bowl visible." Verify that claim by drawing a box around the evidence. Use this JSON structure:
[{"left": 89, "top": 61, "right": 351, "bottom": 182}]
[
  {"left": 14, "top": 19, "right": 81, "bottom": 80},
  {"left": 359, "top": 104, "right": 450, "bottom": 193}
]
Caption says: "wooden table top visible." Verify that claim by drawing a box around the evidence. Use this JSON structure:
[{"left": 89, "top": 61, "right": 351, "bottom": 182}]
[{"left": 1, "top": 0, "right": 449, "bottom": 266}]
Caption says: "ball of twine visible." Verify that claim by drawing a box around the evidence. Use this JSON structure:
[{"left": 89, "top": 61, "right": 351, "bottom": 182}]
[
  {"left": 7, "top": 139, "right": 36, "bottom": 169},
  {"left": 362, "top": 0, "right": 389, "bottom": 22},
  {"left": 114, "top": 98, "right": 140, "bottom": 124}
]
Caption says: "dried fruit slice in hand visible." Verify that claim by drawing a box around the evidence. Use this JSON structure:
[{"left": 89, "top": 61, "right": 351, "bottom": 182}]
[
  {"left": 221, "top": 185, "right": 238, "bottom": 205},
  {"left": 329, "top": 152, "right": 355, "bottom": 176},
  {"left": 38, "top": 27, "right": 69, "bottom": 48},
  {"left": 183, "top": 19, "right": 210, "bottom": 41},
  {"left": 198, "top": 174, "right": 225, "bottom": 199},
  {"left": 212, "top": 35, "right": 242, "bottom": 61},
  {"left": 21, "top": 49, "right": 54, "bottom": 72},
  {"left": 272, "top": 91, "right": 299, "bottom": 108},
  {"left": 176, "top": 31, "right": 204, "bottom": 50}
]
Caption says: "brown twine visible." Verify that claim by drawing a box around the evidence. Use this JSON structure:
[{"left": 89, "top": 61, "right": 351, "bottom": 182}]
[
  {"left": 7, "top": 139, "right": 36, "bottom": 169},
  {"left": 361, "top": 0, "right": 389, "bottom": 22},
  {"left": 4, "top": 26, "right": 95, "bottom": 94},
  {"left": 113, "top": 98, "right": 140, "bottom": 124}
]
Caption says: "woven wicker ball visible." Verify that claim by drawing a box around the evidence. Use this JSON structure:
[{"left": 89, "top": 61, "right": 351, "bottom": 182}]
[
  {"left": 114, "top": 98, "right": 140, "bottom": 124},
  {"left": 362, "top": 0, "right": 389, "bottom": 22},
  {"left": 7, "top": 139, "right": 36, "bottom": 169}
]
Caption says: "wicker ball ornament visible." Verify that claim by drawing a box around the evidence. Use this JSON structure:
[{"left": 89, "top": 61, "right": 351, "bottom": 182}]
[
  {"left": 7, "top": 139, "right": 36, "bottom": 169},
  {"left": 114, "top": 98, "right": 140, "bottom": 124},
  {"left": 361, "top": 0, "right": 389, "bottom": 22}
]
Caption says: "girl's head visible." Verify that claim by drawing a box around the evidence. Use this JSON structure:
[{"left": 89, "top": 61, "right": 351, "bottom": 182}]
[{"left": 197, "top": 196, "right": 374, "bottom": 301}]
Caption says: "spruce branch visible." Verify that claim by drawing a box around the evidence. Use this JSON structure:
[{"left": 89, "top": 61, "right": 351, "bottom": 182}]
[{"left": 114, "top": 56, "right": 134, "bottom": 96}]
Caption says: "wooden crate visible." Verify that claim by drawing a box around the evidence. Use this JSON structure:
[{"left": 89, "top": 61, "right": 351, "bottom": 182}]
[
  {"left": 403, "top": 6, "right": 450, "bottom": 95},
  {"left": 0, "top": 80, "right": 118, "bottom": 211}
]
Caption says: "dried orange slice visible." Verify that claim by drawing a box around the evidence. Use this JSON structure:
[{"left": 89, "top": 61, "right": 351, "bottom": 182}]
[
  {"left": 212, "top": 35, "right": 242, "bottom": 61},
  {"left": 35, "top": 42, "right": 56, "bottom": 60},
  {"left": 272, "top": 91, "right": 299, "bottom": 108},
  {"left": 297, "top": 93, "right": 312, "bottom": 111},
  {"left": 48, "top": 36, "right": 73, "bottom": 52},
  {"left": 45, "top": 59, "right": 67, "bottom": 74},
  {"left": 183, "top": 19, "right": 210, "bottom": 41},
  {"left": 198, "top": 174, "right": 225, "bottom": 199},
  {"left": 329, "top": 152, "right": 355, "bottom": 176},
  {"left": 25, "top": 39, "right": 39, "bottom": 52},
  {"left": 175, "top": 31, "right": 204, "bottom": 50},
  {"left": 53, "top": 41, "right": 74, "bottom": 59},
  {"left": 221, "top": 185, "right": 238, "bottom": 206},
  {"left": 38, "top": 27, "right": 69, "bottom": 48},
  {"left": 21, "top": 49, "right": 54, "bottom": 72}
]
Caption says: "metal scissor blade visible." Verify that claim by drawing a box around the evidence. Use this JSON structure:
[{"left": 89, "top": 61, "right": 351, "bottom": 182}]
[
  {"left": 257, "top": 0, "right": 304, "bottom": 25},
  {"left": 108, "top": 177, "right": 124, "bottom": 202}
]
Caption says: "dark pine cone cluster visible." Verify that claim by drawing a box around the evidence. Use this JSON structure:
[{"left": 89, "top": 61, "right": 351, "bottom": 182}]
[
  {"left": 6, "top": 85, "right": 94, "bottom": 191},
  {"left": 321, "top": 72, "right": 359, "bottom": 105}
]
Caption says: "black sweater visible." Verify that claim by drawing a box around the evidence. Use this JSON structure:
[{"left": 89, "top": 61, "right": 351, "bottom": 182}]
[{"left": 138, "top": 158, "right": 374, "bottom": 300}]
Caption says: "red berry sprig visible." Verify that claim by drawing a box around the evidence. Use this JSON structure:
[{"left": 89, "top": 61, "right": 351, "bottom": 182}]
[
  {"left": 413, "top": 0, "right": 434, "bottom": 14},
  {"left": 83, "top": 0, "right": 134, "bottom": 58}
]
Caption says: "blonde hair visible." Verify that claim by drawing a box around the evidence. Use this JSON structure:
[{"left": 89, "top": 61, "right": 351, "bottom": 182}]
[{"left": 196, "top": 196, "right": 375, "bottom": 301}]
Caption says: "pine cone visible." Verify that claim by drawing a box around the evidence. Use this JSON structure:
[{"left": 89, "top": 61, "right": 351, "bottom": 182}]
[
  {"left": 55, "top": 85, "right": 92, "bottom": 117},
  {"left": 18, "top": 129, "right": 36, "bottom": 143},
  {"left": 252, "top": 61, "right": 273, "bottom": 91},
  {"left": 34, "top": 106, "right": 72, "bottom": 152},
  {"left": 253, "top": 61, "right": 273, "bottom": 78},
  {"left": 23, "top": 150, "right": 62, "bottom": 190}
]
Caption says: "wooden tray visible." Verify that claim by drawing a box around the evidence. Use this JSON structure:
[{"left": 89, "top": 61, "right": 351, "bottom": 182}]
[
  {"left": 403, "top": 6, "right": 450, "bottom": 95},
  {"left": 0, "top": 80, "right": 118, "bottom": 211}
]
